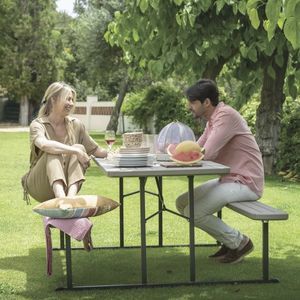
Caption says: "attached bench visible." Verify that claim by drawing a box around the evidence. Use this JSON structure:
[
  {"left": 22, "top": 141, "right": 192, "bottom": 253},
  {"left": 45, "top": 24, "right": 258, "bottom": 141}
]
[
  {"left": 224, "top": 201, "right": 288, "bottom": 283},
  {"left": 54, "top": 198, "right": 288, "bottom": 289}
]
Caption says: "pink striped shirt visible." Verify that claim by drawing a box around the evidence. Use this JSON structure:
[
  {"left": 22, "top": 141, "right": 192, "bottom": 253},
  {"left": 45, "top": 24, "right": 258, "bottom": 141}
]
[{"left": 198, "top": 102, "right": 264, "bottom": 197}]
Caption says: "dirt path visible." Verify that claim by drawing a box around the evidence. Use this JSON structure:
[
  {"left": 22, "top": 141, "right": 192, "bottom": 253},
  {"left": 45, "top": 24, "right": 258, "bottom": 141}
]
[{"left": 0, "top": 123, "right": 29, "bottom": 132}]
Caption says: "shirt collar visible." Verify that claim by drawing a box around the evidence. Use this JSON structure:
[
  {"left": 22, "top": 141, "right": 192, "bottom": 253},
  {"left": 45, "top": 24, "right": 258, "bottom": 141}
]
[{"left": 39, "top": 115, "right": 76, "bottom": 124}]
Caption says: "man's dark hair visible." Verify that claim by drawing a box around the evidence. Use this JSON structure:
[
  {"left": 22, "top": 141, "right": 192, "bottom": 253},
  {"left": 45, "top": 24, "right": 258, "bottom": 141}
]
[{"left": 185, "top": 79, "right": 219, "bottom": 106}]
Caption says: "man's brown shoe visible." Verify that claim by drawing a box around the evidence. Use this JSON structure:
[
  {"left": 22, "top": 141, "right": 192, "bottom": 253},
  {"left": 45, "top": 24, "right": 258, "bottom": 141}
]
[
  {"left": 218, "top": 238, "right": 254, "bottom": 264},
  {"left": 209, "top": 244, "right": 229, "bottom": 259}
]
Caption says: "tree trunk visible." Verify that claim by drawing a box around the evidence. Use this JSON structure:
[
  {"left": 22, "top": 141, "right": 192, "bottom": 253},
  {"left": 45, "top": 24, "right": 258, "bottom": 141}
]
[
  {"left": 202, "top": 51, "right": 238, "bottom": 80},
  {"left": 19, "top": 95, "right": 29, "bottom": 126},
  {"left": 106, "top": 76, "right": 129, "bottom": 132},
  {"left": 203, "top": 60, "right": 225, "bottom": 80},
  {"left": 255, "top": 50, "right": 288, "bottom": 175}
]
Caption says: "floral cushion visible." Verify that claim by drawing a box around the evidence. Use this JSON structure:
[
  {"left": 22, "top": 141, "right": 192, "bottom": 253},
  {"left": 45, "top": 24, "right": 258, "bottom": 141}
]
[{"left": 33, "top": 195, "right": 119, "bottom": 219}]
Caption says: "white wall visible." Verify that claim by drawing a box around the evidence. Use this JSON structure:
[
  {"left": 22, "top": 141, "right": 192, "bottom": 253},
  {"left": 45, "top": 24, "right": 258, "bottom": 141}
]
[{"left": 72, "top": 96, "right": 148, "bottom": 133}]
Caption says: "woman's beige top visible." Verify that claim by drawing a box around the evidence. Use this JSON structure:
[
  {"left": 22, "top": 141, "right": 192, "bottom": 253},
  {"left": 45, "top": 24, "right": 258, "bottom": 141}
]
[{"left": 29, "top": 116, "right": 99, "bottom": 168}]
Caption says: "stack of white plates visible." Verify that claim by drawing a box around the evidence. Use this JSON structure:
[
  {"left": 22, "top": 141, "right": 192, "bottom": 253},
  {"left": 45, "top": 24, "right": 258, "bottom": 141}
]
[
  {"left": 112, "top": 153, "right": 155, "bottom": 167},
  {"left": 119, "top": 147, "right": 150, "bottom": 154}
]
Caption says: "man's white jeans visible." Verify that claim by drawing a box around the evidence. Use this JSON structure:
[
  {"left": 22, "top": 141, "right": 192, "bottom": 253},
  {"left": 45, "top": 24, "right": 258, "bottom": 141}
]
[{"left": 176, "top": 179, "right": 260, "bottom": 249}]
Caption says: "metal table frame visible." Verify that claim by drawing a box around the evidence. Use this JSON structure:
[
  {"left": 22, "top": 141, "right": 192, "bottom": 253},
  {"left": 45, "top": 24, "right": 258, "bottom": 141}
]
[{"left": 56, "top": 159, "right": 279, "bottom": 290}]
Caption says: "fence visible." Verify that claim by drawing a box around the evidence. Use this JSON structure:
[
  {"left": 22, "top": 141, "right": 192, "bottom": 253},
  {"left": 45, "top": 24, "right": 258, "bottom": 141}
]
[{"left": 73, "top": 96, "right": 155, "bottom": 133}]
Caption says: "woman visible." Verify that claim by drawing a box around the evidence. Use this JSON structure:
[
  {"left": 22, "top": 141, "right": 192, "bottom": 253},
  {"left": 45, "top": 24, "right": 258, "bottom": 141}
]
[{"left": 22, "top": 82, "right": 107, "bottom": 203}]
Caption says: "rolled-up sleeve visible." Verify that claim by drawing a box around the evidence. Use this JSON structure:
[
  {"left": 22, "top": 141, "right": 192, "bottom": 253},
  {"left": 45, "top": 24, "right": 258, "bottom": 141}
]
[
  {"left": 30, "top": 121, "right": 46, "bottom": 145},
  {"left": 79, "top": 122, "right": 99, "bottom": 155}
]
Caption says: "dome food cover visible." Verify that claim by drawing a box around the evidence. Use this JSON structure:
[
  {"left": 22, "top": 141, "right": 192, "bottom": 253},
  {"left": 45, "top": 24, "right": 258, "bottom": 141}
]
[{"left": 156, "top": 121, "right": 195, "bottom": 153}]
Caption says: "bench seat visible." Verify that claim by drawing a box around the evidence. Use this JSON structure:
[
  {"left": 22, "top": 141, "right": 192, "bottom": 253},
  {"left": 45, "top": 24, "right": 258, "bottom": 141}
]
[
  {"left": 227, "top": 201, "right": 288, "bottom": 221},
  {"left": 222, "top": 200, "right": 289, "bottom": 283}
]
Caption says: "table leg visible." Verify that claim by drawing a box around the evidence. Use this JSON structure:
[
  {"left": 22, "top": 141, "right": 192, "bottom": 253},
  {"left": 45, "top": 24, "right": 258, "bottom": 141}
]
[
  {"left": 216, "top": 210, "right": 222, "bottom": 246},
  {"left": 119, "top": 177, "right": 124, "bottom": 248},
  {"left": 155, "top": 176, "right": 163, "bottom": 247},
  {"left": 59, "top": 230, "right": 65, "bottom": 249},
  {"left": 139, "top": 176, "right": 147, "bottom": 284},
  {"left": 188, "top": 176, "right": 196, "bottom": 282},
  {"left": 65, "top": 234, "right": 73, "bottom": 289},
  {"left": 262, "top": 221, "right": 269, "bottom": 281}
]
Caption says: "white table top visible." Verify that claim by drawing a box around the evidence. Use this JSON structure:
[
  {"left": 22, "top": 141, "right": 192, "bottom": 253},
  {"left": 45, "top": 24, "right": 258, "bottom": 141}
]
[{"left": 92, "top": 158, "right": 230, "bottom": 178}]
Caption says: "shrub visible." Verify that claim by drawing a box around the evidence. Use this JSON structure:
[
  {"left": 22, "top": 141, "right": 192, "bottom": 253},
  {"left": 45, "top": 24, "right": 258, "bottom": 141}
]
[
  {"left": 239, "top": 96, "right": 260, "bottom": 135},
  {"left": 277, "top": 98, "right": 300, "bottom": 175},
  {"left": 237, "top": 96, "right": 300, "bottom": 176},
  {"left": 122, "top": 82, "right": 201, "bottom": 135}
]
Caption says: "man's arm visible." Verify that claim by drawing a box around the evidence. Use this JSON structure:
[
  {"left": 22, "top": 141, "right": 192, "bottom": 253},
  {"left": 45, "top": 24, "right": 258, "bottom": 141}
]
[
  {"left": 201, "top": 111, "right": 237, "bottom": 161},
  {"left": 197, "top": 123, "right": 209, "bottom": 147}
]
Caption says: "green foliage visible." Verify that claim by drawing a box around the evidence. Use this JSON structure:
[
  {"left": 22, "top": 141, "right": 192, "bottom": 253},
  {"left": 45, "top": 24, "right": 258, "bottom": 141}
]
[
  {"left": 246, "top": 0, "right": 260, "bottom": 30},
  {"left": 217, "top": 74, "right": 259, "bottom": 134},
  {"left": 63, "top": 1, "right": 128, "bottom": 102},
  {"left": 106, "top": 0, "right": 300, "bottom": 102},
  {"left": 0, "top": 0, "right": 64, "bottom": 102},
  {"left": 282, "top": 0, "right": 300, "bottom": 49},
  {"left": 105, "top": 0, "right": 300, "bottom": 84},
  {"left": 278, "top": 98, "right": 300, "bottom": 175},
  {"left": 235, "top": 95, "right": 300, "bottom": 177},
  {"left": 239, "top": 96, "right": 260, "bottom": 134},
  {"left": 72, "top": 79, "right": 111, "bottom": 102},
  {"left": 105, "top": 0, "right": 243, "bottom": 79},
  {"left": 265, "top": 0, "right": 281, "bottom": 41},
  {"left": 122, "top": 81, "right": 200, "bottom": 134},
  {"left": 247, "top": 0, "right": 300, "bottom": 49}
]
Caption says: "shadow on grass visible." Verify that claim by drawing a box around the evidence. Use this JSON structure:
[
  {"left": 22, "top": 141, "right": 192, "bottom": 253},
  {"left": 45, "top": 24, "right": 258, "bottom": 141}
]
[{"left": 1, "top": 241, "right": 300, "bottom": 299}]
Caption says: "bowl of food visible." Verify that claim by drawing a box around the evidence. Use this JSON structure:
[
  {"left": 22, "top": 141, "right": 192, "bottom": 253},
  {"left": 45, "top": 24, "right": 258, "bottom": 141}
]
[{"left": 122, "top": 132, "right": 143, "bottom": 148}]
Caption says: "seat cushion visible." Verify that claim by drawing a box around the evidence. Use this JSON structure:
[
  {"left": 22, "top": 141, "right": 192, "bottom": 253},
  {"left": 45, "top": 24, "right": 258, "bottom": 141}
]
[{"left": 33, "top": 195, "right": 119, "bottom": 219}]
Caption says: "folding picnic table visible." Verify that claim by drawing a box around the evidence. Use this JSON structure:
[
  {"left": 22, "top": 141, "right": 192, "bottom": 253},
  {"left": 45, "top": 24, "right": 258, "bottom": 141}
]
[{"left": 58, "top": 158, "right": 231, "bottom": 290}]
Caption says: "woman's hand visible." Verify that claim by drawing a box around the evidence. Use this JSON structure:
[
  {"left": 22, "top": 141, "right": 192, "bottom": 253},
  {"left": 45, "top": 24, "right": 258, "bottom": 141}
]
[{"left": 76, "top": 148, "right": 91, "bottom": 169}]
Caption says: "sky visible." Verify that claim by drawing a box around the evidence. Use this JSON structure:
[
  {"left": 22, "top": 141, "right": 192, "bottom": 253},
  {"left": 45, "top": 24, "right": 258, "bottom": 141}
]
[{"left": 56, "top": 0, "right": 76, "bottom": 16}]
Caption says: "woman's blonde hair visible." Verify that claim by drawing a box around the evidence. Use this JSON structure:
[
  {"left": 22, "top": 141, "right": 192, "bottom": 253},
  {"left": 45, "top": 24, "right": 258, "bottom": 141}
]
[{"left": 38, "top": 82, "right": 77, "bottom": 144}]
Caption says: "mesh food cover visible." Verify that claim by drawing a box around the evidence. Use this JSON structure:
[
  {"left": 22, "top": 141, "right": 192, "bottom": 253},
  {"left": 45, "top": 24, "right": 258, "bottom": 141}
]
[{"left": 156, "top": 121, "right": 195, "bottom": 153}]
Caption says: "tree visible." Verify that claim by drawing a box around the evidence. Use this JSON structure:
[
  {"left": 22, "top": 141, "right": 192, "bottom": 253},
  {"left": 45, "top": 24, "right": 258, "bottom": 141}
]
[
  {"left": 66, "top": 0, "right": 129, "bottom": 131},
  {"left": 243, "top": 0, "right": 299, "bottom": 174},
  {"left": 106, "top": 1, "right": 243, "bottom": 80},
  {"left": 106, "top": 0, "right": 300, "bottom": 174},
  {"left": 0, "top": 0, "right": 64, "bottom": 125}
]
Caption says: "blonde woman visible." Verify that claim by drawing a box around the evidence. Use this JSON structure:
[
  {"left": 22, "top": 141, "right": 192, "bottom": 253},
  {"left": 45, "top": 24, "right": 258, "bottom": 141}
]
[{"left": 22, "top": 82, "right": 107, "bottom": 203}]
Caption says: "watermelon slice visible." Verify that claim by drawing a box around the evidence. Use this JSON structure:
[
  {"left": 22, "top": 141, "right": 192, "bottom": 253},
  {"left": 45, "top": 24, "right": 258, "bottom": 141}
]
[
  {"left": 167, "top": 141, "right": 204, "bottom": 165},
  {"left": 166, "top": 144, "right": 177, "bottom": 156}
]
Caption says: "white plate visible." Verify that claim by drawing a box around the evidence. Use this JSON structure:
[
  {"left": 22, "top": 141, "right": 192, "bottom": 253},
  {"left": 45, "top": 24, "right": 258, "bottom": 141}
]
[
  {"left": 114, "top": 159, "right": 155, "bottom": 164},
  {"left": 114, "top": 153, "right": 155, "bottom": 159},
  {"left": 114, "top": 158, "right": 155, "bottom": 163},
  {"left": 112, "top": 156, "right": 154, "bottom": 164},
  {"left": 113, "top": 161, "right": 154, "bottom": 167},
  {"left": 119, "top": 147, "right": 150, "bottom": 154}
]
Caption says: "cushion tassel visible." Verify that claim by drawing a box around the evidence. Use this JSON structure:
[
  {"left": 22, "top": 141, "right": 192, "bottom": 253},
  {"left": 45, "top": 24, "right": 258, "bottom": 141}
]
[{"left": 23, "top": 189, "right": 31, "bottom": 205}]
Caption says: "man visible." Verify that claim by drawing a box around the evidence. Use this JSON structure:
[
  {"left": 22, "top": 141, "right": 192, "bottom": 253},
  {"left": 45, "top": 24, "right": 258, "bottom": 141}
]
[{"left": 176, "top": 79, "right": 264, "bottom": 264}]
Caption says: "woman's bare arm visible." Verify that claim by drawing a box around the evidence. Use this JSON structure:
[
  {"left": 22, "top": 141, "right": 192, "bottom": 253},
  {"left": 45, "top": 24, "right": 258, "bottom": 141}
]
[
  {"left": 35, "top": 136, "right": 78, "bottom": 154},
  {"left": 34, "top": 136, "right": 90, "bottom": 165},
  {"left": 92, "top": 146, "right": 107, "bottom": 158}
]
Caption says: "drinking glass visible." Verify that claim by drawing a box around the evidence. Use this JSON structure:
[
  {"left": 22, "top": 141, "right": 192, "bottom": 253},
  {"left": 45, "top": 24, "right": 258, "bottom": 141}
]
[{"left": 105, "top": 130, "right": 116, "bottom": 152}]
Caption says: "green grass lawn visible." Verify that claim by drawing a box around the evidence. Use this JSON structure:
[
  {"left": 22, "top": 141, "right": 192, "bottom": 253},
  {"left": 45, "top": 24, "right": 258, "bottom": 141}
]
[{"left": 0, "top": 132, "right": 300, "bottom": 300}]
